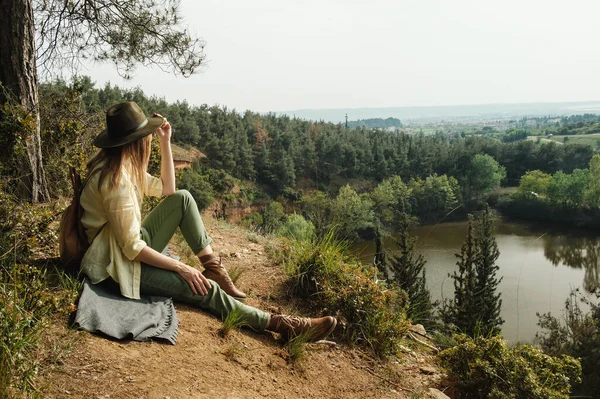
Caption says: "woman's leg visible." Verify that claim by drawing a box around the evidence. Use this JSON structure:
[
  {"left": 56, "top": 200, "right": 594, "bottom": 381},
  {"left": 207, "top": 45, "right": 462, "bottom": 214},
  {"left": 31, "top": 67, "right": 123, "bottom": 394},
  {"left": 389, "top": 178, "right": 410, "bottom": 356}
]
[
  {"left": 141, "top": 189, "right": 246, "bottom": 299},
  {"left": 141, "top": 190, "right": 212, "bottom": 255},
  {"left": 140, "top": 264, "right": 269, "bottom": 331}
]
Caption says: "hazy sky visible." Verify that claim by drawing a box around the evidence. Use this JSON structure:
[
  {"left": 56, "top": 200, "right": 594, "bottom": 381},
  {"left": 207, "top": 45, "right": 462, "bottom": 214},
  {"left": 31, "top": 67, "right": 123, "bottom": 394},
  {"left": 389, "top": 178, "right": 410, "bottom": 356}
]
[{"left": 80, "top": 0, "right": 600, "bottom": 113}]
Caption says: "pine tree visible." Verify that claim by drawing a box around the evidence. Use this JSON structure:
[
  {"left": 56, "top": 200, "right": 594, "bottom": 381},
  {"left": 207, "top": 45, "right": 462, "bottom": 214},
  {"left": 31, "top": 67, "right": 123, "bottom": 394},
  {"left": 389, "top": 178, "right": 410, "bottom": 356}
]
[
  {"left": 441, "top": 211, "right": 504, "bottom": 337},
  {"left": 441, "top": 214, "right": 480, "bottom": 336},
  {"left": 385, "top": 217, "right": 435, "bottom": 327},
  {"left": 474, "top": 207, "right": 504, "bottom": 336}
]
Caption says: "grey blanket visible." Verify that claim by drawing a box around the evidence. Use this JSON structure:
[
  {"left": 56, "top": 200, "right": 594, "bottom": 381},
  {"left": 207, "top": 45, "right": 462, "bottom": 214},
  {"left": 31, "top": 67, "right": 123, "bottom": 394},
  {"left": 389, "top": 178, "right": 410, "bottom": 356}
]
[{"left": 73, "top": 279, "right": 179, "bottom": 345}]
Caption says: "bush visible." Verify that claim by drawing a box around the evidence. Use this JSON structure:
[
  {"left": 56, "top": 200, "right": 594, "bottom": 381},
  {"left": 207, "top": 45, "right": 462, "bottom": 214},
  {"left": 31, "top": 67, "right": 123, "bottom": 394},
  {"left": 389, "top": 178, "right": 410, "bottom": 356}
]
[
  {"left": 276, "top": 214, "right": 315, "bottom": 242},
  {"left": 536, "top": 289, "right": 600, "bottom": 396},
  {"left": 240, "top": 212, "right": 263, "bottom": 232},
  {"left": 439, "top": 334, "right": 581, "bottom": 399},
  {"left": 261, "top": 201, "right": 285, "bottom": 234},
  {"left": 283, "top": 231, "right": 409, "bottom": 357},
  {"left": 0, "top": 262, "right": 80, "bottom": 398},
  {"left": 178, "top": 169, "right": 215, "bottom": 211}
]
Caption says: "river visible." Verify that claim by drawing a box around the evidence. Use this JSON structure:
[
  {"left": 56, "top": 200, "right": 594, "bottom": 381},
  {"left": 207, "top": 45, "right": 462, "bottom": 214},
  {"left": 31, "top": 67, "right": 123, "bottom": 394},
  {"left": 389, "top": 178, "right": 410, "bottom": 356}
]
[{"left": 353, "top": 219, "right": 600, "bottom": 343}]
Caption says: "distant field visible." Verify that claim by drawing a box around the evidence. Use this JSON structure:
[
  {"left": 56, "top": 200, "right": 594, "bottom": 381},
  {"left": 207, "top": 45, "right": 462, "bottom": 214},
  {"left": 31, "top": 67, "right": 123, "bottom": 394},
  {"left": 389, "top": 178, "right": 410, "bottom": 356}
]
[
  {"left": 550, "top": 134, "right": 600, "bottom": 147},
  {"left": 526, "top": 134, "right": 600, "bottom": 146}
]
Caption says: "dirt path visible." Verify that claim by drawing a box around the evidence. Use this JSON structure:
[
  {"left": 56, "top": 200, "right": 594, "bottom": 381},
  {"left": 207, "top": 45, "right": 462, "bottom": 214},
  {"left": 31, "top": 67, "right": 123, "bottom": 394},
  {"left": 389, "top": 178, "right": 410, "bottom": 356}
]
[{"left": 39, "top": 218, "right": 443, "bottom": 398}]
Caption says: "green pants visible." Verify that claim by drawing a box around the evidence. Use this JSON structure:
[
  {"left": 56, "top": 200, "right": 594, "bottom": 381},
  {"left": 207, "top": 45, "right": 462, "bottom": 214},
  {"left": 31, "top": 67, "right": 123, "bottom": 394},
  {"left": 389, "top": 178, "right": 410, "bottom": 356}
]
[{"left": 139, "top": 190, "right": 269, "bottom": 332}]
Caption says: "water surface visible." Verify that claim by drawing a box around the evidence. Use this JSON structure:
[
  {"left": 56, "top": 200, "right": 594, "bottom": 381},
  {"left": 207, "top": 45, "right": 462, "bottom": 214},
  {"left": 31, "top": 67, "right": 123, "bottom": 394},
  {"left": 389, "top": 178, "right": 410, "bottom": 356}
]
[{"left": 354, "top": 219, "right": 600, "bottom": 343}]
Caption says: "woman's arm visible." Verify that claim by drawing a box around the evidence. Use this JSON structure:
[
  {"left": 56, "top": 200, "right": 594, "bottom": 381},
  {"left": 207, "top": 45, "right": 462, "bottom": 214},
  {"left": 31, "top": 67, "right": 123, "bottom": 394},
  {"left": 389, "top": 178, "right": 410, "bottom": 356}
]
[
  {"left": 153, "top": 113, "right": 176, "bottom": 196},
  {"left": 135, "top": 246, "right": 211, "bottom": 295}
]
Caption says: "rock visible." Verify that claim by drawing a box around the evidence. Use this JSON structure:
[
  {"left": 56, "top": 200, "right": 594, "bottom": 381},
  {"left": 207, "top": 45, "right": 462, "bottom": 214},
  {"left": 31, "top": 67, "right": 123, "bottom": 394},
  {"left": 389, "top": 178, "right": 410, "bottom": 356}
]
[
  {"left": 410, "top": 324, "right": 427, "bottom": 336},
  {"left": 312, "top": 340, "right": 337, "bottom": 347},
  {"left": 419, "top": 366, "right": 437, "bottom": 375},
  {"left": 398, "top": 345, "right": 413, "bottom": 353},
  {"left": 428, "top": 388, "right": 450, "bottom": 399}
]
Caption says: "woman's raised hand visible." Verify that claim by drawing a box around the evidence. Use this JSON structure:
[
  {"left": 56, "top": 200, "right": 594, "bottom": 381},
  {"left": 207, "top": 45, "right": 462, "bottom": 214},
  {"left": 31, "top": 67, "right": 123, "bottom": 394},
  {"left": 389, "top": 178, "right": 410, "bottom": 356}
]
[
  {"left": 177, "top": 263, "right": 212, "bottom": 295},
  {"left": 153, "top": 112, "right": 172, "bottom": 142}
]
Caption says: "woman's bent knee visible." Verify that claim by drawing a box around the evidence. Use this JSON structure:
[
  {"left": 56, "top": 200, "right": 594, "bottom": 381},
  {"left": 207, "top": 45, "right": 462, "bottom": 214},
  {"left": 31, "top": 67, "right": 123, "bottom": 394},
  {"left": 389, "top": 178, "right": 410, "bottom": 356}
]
[{"left": 167, "top": 189, "right": 194, "bottom": 208}]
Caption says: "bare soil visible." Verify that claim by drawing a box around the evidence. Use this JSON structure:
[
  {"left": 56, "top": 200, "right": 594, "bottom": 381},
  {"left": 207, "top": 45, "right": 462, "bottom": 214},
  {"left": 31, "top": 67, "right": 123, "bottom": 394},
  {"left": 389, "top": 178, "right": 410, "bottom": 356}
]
[{"left": 38, "top": 217, "right": 445, "bottom": 398}]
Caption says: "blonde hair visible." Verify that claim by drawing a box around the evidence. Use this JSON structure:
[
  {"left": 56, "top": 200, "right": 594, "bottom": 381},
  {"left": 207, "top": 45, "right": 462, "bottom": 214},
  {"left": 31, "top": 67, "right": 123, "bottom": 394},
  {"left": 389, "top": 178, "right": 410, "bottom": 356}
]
[{"left": 86, "top": 134, "right": 153, "bottom": 199}]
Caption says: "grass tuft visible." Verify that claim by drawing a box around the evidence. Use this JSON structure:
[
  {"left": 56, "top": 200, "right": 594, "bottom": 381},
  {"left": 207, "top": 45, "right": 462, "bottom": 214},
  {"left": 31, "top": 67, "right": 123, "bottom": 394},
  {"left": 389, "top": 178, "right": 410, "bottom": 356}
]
[
  {"left": 286, "top": 331, "right": 311, "bottom": 365},
  {"left": 222, "top": 340, "right": 246, "bottom": 362},
  {"left": 220, "top": 307, "right": 249, "bottom": 337},
  {"left": 228, "top": 265, "right": 243, "bottom": 285}
]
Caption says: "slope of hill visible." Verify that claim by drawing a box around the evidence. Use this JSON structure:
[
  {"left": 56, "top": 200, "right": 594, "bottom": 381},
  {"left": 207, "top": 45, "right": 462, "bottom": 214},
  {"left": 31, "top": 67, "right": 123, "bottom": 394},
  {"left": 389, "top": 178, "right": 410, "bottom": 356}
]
[{"left": 38, "top": 217, "right": 445, "bottom": 399}]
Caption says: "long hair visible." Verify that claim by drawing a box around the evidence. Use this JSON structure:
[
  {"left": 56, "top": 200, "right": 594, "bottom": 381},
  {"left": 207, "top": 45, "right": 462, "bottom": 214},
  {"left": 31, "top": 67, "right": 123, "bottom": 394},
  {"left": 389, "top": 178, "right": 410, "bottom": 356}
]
[{"left": 86, "top": 134, "right": 153, "bottom": 200}]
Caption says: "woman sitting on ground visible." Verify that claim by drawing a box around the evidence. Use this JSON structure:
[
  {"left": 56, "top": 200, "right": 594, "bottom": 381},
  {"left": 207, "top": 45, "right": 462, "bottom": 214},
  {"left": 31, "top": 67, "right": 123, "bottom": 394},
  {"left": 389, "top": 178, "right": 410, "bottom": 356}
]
[{"left": 80, "top": 101, "right": 336, "bottom": 341}]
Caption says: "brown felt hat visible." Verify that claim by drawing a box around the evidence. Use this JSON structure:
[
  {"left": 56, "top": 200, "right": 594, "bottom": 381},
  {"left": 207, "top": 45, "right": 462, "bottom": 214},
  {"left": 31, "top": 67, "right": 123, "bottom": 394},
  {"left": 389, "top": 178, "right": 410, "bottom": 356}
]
[{"left": 93, "top": 102, "right": 163, "bottom": 148}]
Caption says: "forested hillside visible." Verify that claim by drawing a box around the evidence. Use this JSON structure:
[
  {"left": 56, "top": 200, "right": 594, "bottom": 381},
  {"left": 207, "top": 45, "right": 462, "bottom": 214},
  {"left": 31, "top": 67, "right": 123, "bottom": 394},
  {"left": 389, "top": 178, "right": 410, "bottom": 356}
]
[{"left": 41, "top": 78, "right": 594, "bottom": 196}]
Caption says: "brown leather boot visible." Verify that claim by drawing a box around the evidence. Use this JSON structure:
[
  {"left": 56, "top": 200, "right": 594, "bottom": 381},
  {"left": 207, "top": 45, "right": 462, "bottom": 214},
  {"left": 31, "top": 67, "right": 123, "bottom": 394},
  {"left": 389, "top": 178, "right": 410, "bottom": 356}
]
[
  {"left": 200, "top": 253, "right": 247, "bottom": 300},
  {"left": 266, "top": 314, "right": 337, "bottom": 342}
]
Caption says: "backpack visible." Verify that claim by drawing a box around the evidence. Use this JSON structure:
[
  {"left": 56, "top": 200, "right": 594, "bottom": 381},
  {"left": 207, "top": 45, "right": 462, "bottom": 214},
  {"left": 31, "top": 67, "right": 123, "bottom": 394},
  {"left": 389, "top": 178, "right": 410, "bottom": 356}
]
[{"left": 59, "top": 167, "right": 89, "bottom": 270}]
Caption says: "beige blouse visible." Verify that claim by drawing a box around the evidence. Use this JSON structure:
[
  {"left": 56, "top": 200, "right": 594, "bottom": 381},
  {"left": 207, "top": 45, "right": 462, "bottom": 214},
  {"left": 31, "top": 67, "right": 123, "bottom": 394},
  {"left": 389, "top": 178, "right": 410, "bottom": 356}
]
[{"left": 80, "top": 167, "right": 163, "bottom": 299}]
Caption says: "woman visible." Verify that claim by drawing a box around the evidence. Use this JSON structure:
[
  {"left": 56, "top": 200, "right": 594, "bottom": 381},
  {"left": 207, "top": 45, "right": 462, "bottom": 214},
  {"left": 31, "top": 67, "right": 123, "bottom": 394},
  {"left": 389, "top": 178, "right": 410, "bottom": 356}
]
[{"left": 80, "top": 101, "right": 336, "bottom": 341}]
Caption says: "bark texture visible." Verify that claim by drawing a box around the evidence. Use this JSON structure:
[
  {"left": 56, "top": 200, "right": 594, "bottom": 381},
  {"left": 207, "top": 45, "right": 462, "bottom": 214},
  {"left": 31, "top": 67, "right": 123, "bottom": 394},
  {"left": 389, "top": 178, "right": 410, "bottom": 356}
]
[{"left": 0, "top": 0, "right": 49, "bottom": 202}]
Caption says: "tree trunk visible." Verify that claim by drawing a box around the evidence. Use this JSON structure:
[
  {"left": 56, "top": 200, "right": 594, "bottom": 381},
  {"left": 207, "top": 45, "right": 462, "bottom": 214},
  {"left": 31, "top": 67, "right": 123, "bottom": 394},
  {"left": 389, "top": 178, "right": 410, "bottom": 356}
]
[{"left": 0, "top": 0, "right": 49, "bottom": 202}]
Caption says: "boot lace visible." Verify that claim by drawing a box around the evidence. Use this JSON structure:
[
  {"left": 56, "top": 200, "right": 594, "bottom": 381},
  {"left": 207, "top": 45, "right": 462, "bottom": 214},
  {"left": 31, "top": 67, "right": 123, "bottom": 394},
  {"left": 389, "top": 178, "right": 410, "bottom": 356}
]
[{"left": 274, "top": 315, "right": 311, "bottom": 332}]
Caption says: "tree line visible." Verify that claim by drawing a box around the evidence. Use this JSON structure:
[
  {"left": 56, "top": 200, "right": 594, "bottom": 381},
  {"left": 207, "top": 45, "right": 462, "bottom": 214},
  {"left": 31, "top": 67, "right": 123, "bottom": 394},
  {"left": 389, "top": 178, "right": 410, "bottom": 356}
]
[{"left": 28, "top": 78, "right": 594, "bottom": 200}]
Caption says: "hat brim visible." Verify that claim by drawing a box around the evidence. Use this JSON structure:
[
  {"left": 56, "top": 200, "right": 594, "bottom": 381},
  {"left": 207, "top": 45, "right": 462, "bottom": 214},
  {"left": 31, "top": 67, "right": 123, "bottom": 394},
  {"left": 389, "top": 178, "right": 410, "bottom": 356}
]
[{"left": 93, "top": 116, "right": 164, "bottom": 148}]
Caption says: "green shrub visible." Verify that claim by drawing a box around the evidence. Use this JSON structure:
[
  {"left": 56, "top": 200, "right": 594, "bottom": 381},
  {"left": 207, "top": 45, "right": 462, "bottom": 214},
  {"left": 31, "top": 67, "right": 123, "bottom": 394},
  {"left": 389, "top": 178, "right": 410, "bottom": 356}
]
[
  {"left": 283, "top": 231, "right": 409, "bottom": 358},
  {"left": 0, "top": 262, "right": 80, "bottom": 398},
  {"left": 276, "top": 214, "right": 315, "bottom": 242},
  {"left": 439, "top": 334, "right": 581, "bottom": 399},
  {"left": 536, "top": 289, "right": 600, "bottom": 396},
  {"left": 0, "top": 283, "right": 41, "bottom": 398},
  {"left": 178, "top": 169, "right": 215, "bottom": 211},
  {"left": 206, "top": 168, "right": 236, "bottom": 194},
  {"left": 261, "top": 201, "right": 285, "bottom": 234},
  {"left": 240, "top": 212, "right": 263, "bottom": 232}
]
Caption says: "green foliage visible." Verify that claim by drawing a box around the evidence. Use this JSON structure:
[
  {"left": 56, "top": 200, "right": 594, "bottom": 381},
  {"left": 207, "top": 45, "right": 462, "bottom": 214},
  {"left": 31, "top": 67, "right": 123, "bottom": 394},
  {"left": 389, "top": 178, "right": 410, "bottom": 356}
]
[
  {"left": 0, "top": 262, "right": 80, "bottom": 397},
  {"left": 220, "top": 307, "right": 248, "bottom": 337},
  {"left": 240, "top": 212, "right": 263, "bottom": 232},
  {"left": 283, "top": 231, "right": 409, "bottom": 358},
  {"left": 299, "top": 190, "right": 331, "bottom": 235},
  {"left": 441, "top": 215, "right": 479, "bottom": 336},
  {"left": 261, "top": 201, "right": 286, "bottom": 234},
  {"left": 473, "top": 207, "right": 503, "bottom": 336},
  {"left": 0, "top": 281, "right": 41, "bottom": 398},
  {"left": 347, "top": 117, "right": 403, "bottom": 130},
  {"left": 0, "top": 188, "right": 59, "bottom": 261},
  {"left": 409, "top": 174, "right": 460, "bottom": 224},
  {"left": 501, "top": 129, "right": 527, "bottom": 143},
  {"left": 369, "top": 176, "right": 413, "bottom": 230},
  {"left": 329, "top": 185, "right": 376, "bottom": 241},
  {"left": 547, "top": 169, "right": 589, "bottom": 208},
  {"left": 285, "top": 331, "right": 311, "bottom": 365},
  {"left": 276, "top": 214, "right": 316, "bottom": 242},
  {"left": 439, "top": 334, "right": 581, "bottom": 399},
  {"left": 35, "top": 79, "right": 598, "bottom": 207},
  {"left": 0, "top": 93, "right": 35, "bottom": 190},
  {"left": 585, "top": 154, "right": 600, "bottom": 207},
  {"left": 177, "top": 169, "right": 215, "bottom": 211},
  {"left": 381, "top": 219, "right": 435, "bottom": 328},
  {"left": 467, "top": 154, "right": 506, "bottom": 201},
  {"left": 536, "top": 288, "right": 600, "bottom": 396},
  {"left": 441, "top": 211, "right": 504, "bottom": 337},
  {"left": 517, "top": 170, "right": 551, "bottom": 198},
  {"left": 38, "top": 82, "right": 101, "bottom": 197}
]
